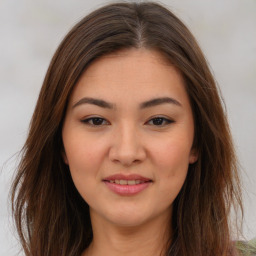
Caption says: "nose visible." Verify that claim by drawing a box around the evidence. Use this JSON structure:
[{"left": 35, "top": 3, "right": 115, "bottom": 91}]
[{"left": 108, "top": 124, "right": 146, "bottom": 167}]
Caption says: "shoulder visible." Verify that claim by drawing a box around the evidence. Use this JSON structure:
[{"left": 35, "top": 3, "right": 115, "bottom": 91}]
[{"left": 235, "top": 238, "right": 256, "bottom": 256}]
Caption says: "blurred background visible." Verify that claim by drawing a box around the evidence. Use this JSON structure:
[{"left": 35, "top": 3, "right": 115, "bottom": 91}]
[{"left": 0, "top": 0, "right": 255, "bottom": 255}]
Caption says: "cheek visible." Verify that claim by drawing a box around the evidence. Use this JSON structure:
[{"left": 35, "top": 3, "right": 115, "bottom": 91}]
[
  {"left": 64, "top": 137, "right": 106, "bottom": 203},
  {"left": 151, "top": 137, "right": 191, "bottom": 196},
  {"left": 152, "top": 137, "right": 192, "bottom": 172},
  {"left": 64, "top": 133, "right": 107, "bottom": 169}
]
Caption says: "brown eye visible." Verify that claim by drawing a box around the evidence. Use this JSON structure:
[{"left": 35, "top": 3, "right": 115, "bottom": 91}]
[
  {"left": 81, "top": 117, "right": 109, "bottom": 126},
  {"left": 147, "top": 117, "right": 173, "bottom": 126}
]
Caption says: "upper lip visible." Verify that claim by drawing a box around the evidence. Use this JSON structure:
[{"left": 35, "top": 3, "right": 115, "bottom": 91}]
[{"left": 103, "top": 174, "right": 152, "bottom": 182}]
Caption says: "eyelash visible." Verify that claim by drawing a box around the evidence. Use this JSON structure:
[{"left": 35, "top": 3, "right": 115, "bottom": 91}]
[
  {"left": 81, "top": 116, "right": 174, "bottom": 127},
  {"left": 147, "top": 117, "right": 174, "bottom": 126},
  {"left": 81, "top": 117, "right": 110, "bottom": 126}
]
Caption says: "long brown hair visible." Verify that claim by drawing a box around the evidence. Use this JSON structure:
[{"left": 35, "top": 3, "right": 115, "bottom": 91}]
[{"left": 11, "top": 2, "right": 243, "bottom": 256}]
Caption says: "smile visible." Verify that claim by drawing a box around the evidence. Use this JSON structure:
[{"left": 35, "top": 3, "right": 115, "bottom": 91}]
[
  {"left": 103, "top": 174, "right": 152, "bottom": 195},
  {"left": 108, "top": 180, "right": 147, "bottom": 185}
]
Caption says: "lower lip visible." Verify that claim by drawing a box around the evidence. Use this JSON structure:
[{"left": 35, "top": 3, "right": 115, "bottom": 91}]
[{"left": 103, "top": 181, "right": 151, "bottom": 196}]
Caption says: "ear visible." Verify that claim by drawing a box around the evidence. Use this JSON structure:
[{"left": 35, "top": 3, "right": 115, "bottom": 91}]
[
  {"left": 62, "top": 150, "right": 69, "bottom": 165},
  {"left": 189, "top": 148, "right": 198, "bottom": 164}
]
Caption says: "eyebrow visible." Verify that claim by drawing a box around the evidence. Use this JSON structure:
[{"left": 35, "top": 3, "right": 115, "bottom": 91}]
[
  {"left": 72, "top": 96, "right": 182, "bottom": 109},
  {"left": 72, "top": 97, "right": 115, "bottom": 109},
  {"left": 139, "top": 97, "right": 182, "bottom": 108}
]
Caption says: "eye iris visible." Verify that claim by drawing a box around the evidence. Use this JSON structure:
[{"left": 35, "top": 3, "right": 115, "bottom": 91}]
[
  {"left": 92, "top": 118, "right": 104, "bottom": 125},
  {"left": 153, "top": 118, "right": 164, "bottom": 125}
]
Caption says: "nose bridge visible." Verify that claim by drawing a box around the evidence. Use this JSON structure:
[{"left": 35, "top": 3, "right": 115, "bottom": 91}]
[
  {"left": 109, "top": 121, "right": 146, "bottom": 165},
  {"left": 118, "top": 122, "right": 138, "bottom": 150}
]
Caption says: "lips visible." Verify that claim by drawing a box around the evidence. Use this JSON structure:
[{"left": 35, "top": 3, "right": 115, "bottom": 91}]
[
  {"left": 103, "top": 174, "right": 152, "bottom": 196},
  {"left": 103, "top": 174, "right": 152, "bottom": 184},
  {"left": 109, "top": 180, "right": 144, "bottom": 185}
]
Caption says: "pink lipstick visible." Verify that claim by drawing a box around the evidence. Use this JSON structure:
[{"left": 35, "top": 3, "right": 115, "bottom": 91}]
[{"left": 103, "top": 174, "right": 152, "bottom": 196}]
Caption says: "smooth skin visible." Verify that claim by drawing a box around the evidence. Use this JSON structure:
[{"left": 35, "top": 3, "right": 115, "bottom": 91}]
[{"left": 62, "top": 48, "right": 198, "bottom": 256}]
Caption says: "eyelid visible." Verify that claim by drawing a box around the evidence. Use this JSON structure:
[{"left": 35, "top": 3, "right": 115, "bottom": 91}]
[
  {"left": 81, "top": 116, "right": 110, "bottom": 126},
  {"left": 80, "top": 115, "right": 174, "bottom": 127},
  {"left": 145, "top": 116, "right": 174, "bottom": 126}
]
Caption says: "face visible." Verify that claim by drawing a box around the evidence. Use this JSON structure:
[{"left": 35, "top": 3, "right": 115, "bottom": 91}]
[{"left": 62, "top": 48, "right": 197, "bottom": 228}]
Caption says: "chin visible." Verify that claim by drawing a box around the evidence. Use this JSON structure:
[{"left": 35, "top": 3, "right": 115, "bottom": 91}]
[
  {"left": 110, "top": 214, "right": 151, "bottom": 228},
  {"left": 89, "top": 203, "right": 151, "bottom": 228},
  {"left": 105, "top": 204, "right": 161, "bottom": 228}
]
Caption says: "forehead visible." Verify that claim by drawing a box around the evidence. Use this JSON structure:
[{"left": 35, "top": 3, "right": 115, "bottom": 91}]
[
  {"left": 82, "top": 48, "right": 174, "bottom": 79},
  {"left": 69, "top": 48, "right": 188, "bottom": 106}
]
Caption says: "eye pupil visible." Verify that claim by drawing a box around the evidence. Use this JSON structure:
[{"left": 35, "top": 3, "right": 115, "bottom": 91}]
[
  {"left": 153, "top": 118, "right": 164, "bottom": 125},
  {"left": 92, "top": 118, "right": 104, "bottom": 125}
]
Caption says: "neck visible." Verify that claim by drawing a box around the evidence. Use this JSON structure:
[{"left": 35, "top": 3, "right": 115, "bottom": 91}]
[{"left": 83, "top": 211, "right": 171, "bottom": 256}]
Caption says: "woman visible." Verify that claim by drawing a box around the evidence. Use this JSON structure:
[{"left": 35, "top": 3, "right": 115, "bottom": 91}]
[{"left": 11, "top": 1, "right": 255, "bottom": 256}]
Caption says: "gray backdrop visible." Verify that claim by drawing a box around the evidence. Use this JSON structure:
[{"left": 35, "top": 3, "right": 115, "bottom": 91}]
[{"left": 0, "top": 0, "right": 255, "bottom": 255}]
